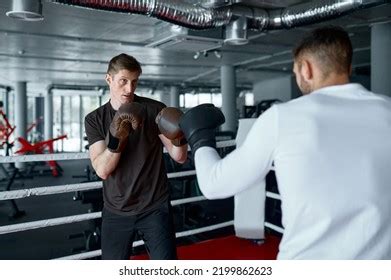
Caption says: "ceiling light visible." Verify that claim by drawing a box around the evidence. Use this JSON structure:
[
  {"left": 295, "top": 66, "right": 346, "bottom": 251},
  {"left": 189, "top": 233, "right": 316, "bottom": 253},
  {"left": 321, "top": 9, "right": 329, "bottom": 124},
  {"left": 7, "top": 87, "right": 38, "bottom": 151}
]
[
  {"left": 6, "top": 0, "right": 44, "bottom": 21},
  {"left": 214, "top": 50, "right": 222, "bottom": 59},
  {"left": 193, "top": 52, "right": 200, "bottom": 60}
]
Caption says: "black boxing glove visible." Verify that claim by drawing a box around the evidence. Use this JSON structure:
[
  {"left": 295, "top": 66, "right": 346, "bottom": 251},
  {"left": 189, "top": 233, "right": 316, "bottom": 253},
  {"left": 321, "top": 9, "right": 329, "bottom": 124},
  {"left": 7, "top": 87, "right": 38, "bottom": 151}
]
[{"left": 179, "top": 104, "right": 225, "bottom": 153}]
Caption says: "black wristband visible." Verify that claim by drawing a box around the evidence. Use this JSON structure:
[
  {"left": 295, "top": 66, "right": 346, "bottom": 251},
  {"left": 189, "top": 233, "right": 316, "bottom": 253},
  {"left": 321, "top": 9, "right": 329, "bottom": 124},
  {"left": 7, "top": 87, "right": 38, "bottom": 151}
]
[{"left": 107, "top": 131, "right": 120, "bottom": 152}]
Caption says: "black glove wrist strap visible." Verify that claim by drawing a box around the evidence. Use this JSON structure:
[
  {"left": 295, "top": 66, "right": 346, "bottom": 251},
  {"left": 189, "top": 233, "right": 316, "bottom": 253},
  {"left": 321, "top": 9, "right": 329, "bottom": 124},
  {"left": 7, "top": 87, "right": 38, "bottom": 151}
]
[
  {"left": 107, "top": 131, "right": 120, "bottom": 152},
  {"left": 188, "top": 129, "right": 216, "bottom": 153}
]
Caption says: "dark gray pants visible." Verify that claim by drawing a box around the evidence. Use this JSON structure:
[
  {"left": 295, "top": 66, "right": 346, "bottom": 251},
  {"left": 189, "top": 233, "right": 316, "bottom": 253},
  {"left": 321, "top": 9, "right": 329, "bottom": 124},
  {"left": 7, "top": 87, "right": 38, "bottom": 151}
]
[{"left": 101, "top": 200, "right": 177, "bottom": 260}]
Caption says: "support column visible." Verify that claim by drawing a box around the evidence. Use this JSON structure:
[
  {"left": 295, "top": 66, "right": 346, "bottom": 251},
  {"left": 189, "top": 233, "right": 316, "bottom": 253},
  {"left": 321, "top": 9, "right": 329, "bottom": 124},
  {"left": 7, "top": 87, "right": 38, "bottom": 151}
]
[
  {"left": 44, "top": 89, "right": 53, "bottom": 140},
  {"left": 60, "top": 96, "right": 64, "bottom": 152},
  {"left": 69, "top": 96, "right": 73, "bottom": 137},
  {"left": 34, "top": 96, "right": 44, "bottom": 139},
  {"left": 15, "top": 82, "right": 28, "bottom": 169},
  {"left": 79, "top": 95, "right": 84, "bottom": 152},
  {"left": 169, "top": 86, "right": 180, "bottom": 108},
  {"left": 221, "top": 65, "right": 237, "bottom": 132},
  {"left": 4, "top": 86, "right": 11, "bottom": 117},
  {"left": 371, "top": 22, "right": 391, "bottom": 96}
]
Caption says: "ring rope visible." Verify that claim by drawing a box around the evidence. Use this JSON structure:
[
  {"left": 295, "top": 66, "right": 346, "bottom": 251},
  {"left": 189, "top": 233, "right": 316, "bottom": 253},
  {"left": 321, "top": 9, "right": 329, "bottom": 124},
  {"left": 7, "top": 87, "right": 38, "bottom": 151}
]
[
  {"left": 171, "top": 195, "right": 206, "bottom": 206},
  {"left": 55, "top": 220, "right": 284, "bottom": 260},
  {"left": 0, "top": 152, "right": 90, "bottom": 163},
  {"left": 54, "top": 220, "right": 235, "bottom": 260},
  {"left": 0, "top": 194, "right": 283, "bottom": 236},
  {"left": 0, "top": 140, "right": 237, "bottom": 163},
  {"left": 0, "top": 181, "right": 102, "bottom": 201},
  {"left": 0, "top": 179, "right": 281, "bottom": 202},
  {"left": 266, "top": 191, "right": 281, "bottom": 200},
  {"left": 0, "top": 212, "right": 101, "bottom": 235},
  {"left": 0, "top": 170, "right": 198, "bottom": 201},
  {"left": 264, "top": 222, "right": 284, "bottom": 234},
  {"left": 0, "top": 196, "right": 206, "bottom": 235},
  {"left": 167, "top": 170, "right": 196, "bottom": 179}
]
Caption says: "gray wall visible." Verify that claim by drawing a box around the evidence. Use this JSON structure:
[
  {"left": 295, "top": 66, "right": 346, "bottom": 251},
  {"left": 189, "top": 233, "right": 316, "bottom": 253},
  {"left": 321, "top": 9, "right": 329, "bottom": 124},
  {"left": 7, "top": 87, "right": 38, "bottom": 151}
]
[
  {"left": 253, "top": 75, "right": 295, "bottom": 103},
  {"left": 253, "top": 74, "right": 372, "bottom": 104}
]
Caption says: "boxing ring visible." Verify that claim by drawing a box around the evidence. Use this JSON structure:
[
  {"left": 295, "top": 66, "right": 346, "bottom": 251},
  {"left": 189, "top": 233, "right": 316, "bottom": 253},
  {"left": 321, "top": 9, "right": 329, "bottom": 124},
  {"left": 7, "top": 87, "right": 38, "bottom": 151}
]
[{"left": 0, "top": 119, "right": 284, "bottom": 260}]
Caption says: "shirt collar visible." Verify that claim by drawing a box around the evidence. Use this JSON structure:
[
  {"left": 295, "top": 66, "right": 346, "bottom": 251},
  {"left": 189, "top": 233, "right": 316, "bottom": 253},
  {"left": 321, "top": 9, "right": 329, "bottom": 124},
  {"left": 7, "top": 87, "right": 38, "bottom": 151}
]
[{"left": 312, "top": 83, "right": 367, "bottom": 96}]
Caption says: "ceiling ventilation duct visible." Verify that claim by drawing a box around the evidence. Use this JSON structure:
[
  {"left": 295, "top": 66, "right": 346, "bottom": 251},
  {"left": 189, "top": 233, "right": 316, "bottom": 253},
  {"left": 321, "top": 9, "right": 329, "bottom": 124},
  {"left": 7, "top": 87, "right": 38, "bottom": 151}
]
[
  {"left": 224, "top": 16, "right": 248, "bottom": 45},
  {"left": 260, "top": 0, "right": 389, "bottom": 30},
  {"left": 6, "top": 0, "right": 44, "bottom": 21},
  {"left": 48, "top": 0, "right": 233, "bottom": 30},
  {"left": 48, "top": 0, "right": 388, "bottom": 42}
]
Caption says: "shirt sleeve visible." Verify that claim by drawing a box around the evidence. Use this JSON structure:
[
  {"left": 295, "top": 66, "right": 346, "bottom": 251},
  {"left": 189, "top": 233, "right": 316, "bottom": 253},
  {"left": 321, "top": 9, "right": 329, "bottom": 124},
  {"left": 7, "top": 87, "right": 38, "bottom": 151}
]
[
  {"left": 194, "top": 105, "right": 279, "bottom": 199},
  {"left": 84, "top": 113, "right": 105, "bottom": 146}
]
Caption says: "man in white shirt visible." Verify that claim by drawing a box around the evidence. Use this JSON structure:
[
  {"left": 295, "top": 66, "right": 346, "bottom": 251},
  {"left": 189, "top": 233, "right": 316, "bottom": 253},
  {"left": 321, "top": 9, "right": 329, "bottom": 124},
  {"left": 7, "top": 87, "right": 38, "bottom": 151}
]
[{"left": 179, "top": 26, "right": 391, "bottom": 259}]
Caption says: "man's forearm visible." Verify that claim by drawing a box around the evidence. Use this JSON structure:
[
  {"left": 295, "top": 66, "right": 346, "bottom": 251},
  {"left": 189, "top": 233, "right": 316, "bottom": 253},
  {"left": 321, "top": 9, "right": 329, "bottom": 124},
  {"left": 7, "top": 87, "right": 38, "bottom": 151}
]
[
  {"left": 92, "top": 149, "right": 121, "bottom": 179},
  {"left": 170, "top": 144, "right": 188, "bottom": 164}
]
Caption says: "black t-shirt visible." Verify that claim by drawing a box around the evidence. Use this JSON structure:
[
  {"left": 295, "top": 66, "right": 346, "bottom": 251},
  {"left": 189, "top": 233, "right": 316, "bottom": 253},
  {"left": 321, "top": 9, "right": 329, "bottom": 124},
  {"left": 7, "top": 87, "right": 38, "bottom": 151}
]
[{"left": 84, "top": 95, "right": 168, "bottom": 216}]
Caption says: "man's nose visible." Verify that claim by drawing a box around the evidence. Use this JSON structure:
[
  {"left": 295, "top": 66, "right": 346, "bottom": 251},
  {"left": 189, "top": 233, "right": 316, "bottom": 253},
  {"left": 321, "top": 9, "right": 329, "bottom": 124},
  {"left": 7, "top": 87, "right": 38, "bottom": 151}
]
[{"left": 126, "top": 82, "right": 133, "bottom": 93}]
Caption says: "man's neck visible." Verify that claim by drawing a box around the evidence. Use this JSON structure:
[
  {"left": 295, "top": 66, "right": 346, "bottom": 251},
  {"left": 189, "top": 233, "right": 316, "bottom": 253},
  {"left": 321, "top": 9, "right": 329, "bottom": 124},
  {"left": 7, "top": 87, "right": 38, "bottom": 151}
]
[
  {"left": 313, "top": 74, "right": 350, "bottom": 92},
  {"left": 110, "top": 99, "right": 121, "bottom": 111}
]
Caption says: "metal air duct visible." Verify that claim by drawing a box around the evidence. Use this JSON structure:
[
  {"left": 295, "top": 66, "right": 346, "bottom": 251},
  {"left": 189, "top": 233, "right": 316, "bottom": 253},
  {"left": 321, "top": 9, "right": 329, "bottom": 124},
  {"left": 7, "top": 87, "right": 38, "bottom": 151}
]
[
  {"left": 6, "top": 0, "right": 44, "bottom": 21},
  {"left": 48, "top": 0, "right": 388, "bottom": 39},
  {"left": 49, "top": 0, "right": 233, "bottom": 30},
  {"left": 265, "top": 0, "right": 387, "bottom": 30}
]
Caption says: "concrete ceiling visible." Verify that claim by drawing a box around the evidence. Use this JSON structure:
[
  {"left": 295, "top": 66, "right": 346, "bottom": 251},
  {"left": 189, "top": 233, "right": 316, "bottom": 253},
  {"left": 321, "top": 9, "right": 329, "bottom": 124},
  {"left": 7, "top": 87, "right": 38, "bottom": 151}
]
[{"left": 0, "top": 0, "right": 390, "bottom": 95}]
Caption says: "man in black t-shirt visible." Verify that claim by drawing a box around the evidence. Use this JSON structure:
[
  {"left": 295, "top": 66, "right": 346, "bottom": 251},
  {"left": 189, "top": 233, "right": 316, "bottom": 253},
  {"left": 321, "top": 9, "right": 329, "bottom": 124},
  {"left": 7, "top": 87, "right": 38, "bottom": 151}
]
[{"left": 84, "top": 53, "right": 188, "bottom": 260}]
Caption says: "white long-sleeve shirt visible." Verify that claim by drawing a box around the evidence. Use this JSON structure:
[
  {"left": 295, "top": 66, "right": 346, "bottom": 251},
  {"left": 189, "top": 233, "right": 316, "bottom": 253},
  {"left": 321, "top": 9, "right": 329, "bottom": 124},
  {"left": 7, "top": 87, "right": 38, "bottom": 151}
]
[{"left": 195, "top": 83, "right": 391, "bottom": 259}]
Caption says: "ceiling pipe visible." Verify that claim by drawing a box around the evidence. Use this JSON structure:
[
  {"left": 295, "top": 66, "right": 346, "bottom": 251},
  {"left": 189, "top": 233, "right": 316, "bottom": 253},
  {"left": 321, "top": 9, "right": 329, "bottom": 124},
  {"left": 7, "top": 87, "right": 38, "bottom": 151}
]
[
  {"left": 262, "top": 0, "right": 389, "bottom": 30},
  {"left": 48, "top": 0, "right": 233, "bottom": 30},
  {"left": 47, "top": 0, "right": 388, "bottom": 32},
  {"left": 6, "top": 0, "right": 44, "bottom": 21}
]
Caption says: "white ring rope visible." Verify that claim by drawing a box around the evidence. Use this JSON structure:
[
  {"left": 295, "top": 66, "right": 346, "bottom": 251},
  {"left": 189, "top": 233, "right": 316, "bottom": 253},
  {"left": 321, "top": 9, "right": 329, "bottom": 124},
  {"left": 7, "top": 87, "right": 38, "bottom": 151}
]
[
  {"left": 0, "top": 182, "right": 103, "bottom": 201},
  {"left": 0, "top": 140, "right": 237, "bottom": 163},
  {"left": 0, "top": 196, "right": 206, "bottom": 235},
  {"left": 0, "top": 152, "right": 90, "bottom": 163},
  {"left": 0, "top": 194, "right": 284, "bottom": 237},
  {"left": 216, "top": 139, "right": 236, "bottom": 148},
  {"left": 264, "top": 222, "right": 284, "bottom": 234},
  {"left": 55, "top": 220, "right": 235, "bottom": 260},
  {"left": 55, "top": 249, "right": 102, "bottom": 260},
  {"left": 56, "top": 220, "right": 284, "bottom": 260},
  {"left": 0, "top": 169, "right": 198, "bottom": 201},
  {"left": 0, "top": 212, "right": 102, "bottom": 235},
  {"left": 0, "top": 179, "right": 281, "bottom": 202},
  {"left": 167, "top": 170, "right": 196, "bottom": 179},
  {"left": 266, "top": 191, "right": 281, "bottom": 200},
  {"left": 171, "top": 195, "right": 206, "bottom": 206}
]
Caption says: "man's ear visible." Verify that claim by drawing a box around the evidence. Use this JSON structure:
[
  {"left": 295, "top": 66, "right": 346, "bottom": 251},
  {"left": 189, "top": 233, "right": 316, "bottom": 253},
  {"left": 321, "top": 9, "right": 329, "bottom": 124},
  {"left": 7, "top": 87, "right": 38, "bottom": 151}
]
[
  {"left": 105, "top": 74, "right": 111, "bottom": 86},
  {"left": 301, "top": 59, "right": 313, "bottom": 82}
]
